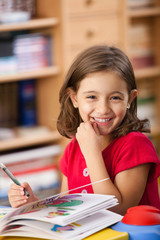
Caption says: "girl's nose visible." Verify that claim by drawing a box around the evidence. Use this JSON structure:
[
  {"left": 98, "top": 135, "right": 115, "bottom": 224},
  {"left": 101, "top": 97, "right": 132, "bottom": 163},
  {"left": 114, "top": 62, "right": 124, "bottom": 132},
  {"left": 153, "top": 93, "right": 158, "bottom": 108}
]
[{"left": 96, "top": 100, "right": 110, "bottom": 114}]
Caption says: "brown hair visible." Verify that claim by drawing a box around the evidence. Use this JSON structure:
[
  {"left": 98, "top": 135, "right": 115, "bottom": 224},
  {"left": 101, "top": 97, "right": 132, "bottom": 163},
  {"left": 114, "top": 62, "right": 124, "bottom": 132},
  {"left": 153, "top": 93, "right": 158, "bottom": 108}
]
[{"left": 57, "top": 45, "right": 150, "bottom": 139}]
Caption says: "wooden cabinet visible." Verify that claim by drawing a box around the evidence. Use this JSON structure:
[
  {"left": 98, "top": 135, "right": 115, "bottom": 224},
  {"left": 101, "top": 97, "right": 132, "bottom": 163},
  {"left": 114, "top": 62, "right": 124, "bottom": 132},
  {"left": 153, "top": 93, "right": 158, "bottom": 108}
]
[
  {"left": 125, "top": 0, "right": 160, "bottom": 154},
  {"left": 62, "top": 0, "right": 160, "bottom": 154},
  {"left": 0, "top": 0, "right": 64, "bottom": 204},
  {"left": 61, "top": 0, "right": 126, "bottom": 70}
]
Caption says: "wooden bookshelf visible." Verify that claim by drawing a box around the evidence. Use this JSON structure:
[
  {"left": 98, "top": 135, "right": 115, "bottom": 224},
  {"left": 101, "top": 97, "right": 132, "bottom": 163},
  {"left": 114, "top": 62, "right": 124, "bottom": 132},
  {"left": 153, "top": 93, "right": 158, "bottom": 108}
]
[
  {"left": 0, "top": 131, "right": 61, "bottom": 152},
  {"left": 0, "top": 17, "right": 59, "bottom": 32},
  {"left": 0, "top": 0, "right": 64, "bottom": 204},
  {"left": 0, "top": 0, "right": 63, "bottom": 152},
  {"left": 0, "top": 66, "right": 60, "bottom": 83},
  {"left": 135, "top": 66, "right": 160, "bottom": 79},
  {"left": 126, "top": 0, "right": 160, "bottom": 151},
  {"left": 128, "top": 6, "right": 160, "bottom": 18}
]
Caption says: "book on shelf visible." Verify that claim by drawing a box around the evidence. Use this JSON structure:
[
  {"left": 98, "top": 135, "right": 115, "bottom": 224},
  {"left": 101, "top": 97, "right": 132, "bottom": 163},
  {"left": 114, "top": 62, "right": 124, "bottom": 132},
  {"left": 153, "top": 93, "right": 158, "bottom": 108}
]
[
  {"left": 0, "top": 82, "right": 18, "bottom": 128},
  {"left": 16, "top": 125, "right": 51, "bottom": 137},
  {"left": 0, "top": 79, "right": 37, "bottom": 129},
  {"left": 0, "top": 34, "right": 17, "bottom": 75},
  {"left": 128, "top": 0, "right": 154, "bottom": 9},
  {"left": 137, "top": 96, "right": 157, "bottom": 128},
  {"left": 129, "top": 23, "right": 155, "bottom": 69},
  {"left": 13, "top": 33, "right": 53, "bottom": 72},
  {"left": 137, "top": 80, "right": 157, "bottom": 128},
  {"left": 0, "top": 32, "right": 52, "bottom": 74},
  {"left": 2, "top": 83, "right": 11, "bottom": 127},
  {"left": 0, "top": 145, "right": 61, "bottom": 200},
  {"left": 0, "top": 0, "right": 36, "bottom": 17},
  {"left": 10, "top": 81, "right": 19, "bottom": 127},
  {"left": 0, "top": 163, "right": 60, "bottom": 200},
  {"left": 0, "top": 37, "right": 13, "bottom": 58},
  {"left": 0, "top": 84, "right": 3, "bottom": 127},
  {"left": 0, "top": 193, "right": 122, "bottom": 240},
  {"left": 18, "top": 79, "right": 37, "bottom": 127}
]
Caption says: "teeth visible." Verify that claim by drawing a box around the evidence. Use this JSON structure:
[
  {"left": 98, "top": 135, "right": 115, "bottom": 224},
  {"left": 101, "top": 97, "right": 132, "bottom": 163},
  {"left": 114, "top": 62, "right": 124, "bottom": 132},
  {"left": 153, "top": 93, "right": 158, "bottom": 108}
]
[{"left": 94, "top": 118, "right": 110, "bottom": 123}]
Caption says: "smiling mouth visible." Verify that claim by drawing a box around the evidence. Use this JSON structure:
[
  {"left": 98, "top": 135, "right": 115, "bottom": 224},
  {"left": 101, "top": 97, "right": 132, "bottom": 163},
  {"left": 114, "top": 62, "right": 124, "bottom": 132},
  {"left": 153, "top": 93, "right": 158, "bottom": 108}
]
[{"left": 93, "top": 117, "right": 111, "bottom": 123}]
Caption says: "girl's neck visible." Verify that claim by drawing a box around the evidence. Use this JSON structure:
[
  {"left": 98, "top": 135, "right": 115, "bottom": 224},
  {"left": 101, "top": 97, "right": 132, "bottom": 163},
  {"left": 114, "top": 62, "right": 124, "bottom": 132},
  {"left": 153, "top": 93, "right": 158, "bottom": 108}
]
[{"left": 101, "top": 135, "right": 112, "bottom": 151}]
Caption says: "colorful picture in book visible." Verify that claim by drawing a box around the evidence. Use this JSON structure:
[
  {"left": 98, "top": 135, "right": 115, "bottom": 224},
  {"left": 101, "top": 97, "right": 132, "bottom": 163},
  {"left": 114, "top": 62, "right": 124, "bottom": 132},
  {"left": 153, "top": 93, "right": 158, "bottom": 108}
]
[
  {"left": 51, "top": 222, "right": 81, "bottom": 232},
  {"left": 20, "top": 195, "right": 83, "bottom": 217}
]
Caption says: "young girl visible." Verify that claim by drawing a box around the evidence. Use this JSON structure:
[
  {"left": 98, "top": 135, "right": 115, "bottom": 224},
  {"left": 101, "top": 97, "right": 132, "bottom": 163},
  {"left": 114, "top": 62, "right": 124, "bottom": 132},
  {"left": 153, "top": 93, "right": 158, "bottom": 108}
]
[{"left": 8, "top": 45, "right": 160, "bottom": 215}]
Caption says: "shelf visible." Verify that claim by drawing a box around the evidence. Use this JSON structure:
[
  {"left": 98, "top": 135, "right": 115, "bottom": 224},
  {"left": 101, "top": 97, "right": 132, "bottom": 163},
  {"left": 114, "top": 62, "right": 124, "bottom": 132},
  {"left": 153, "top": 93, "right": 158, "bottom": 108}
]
[
  {"left": 0, "top": 131, "right": 61, "bottom": 152},
  {"left": 0, "top": 66, "right": 60, "bottom": 83},
  {"left": 135, "top": 66, "right": 160, "bottom": 80},
  {"left": 152, "top": 129, "right": 160, "bottom": 137},
  {"left": 0, "top": 17, "right": 59, "bottom": 32},
  {"left": 128, "top": 6, "right": 160, "bottom": 18},
  {"left": 146, "top": 127, "right": 160, "bottom": 137}
]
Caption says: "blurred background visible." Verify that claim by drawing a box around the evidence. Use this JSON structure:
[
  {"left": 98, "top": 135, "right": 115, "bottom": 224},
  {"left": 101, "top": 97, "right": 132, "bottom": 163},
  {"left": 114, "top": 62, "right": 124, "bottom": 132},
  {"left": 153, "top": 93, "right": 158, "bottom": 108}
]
[{"left": 0, "top": 0, "right": 160, "bottom": 205}]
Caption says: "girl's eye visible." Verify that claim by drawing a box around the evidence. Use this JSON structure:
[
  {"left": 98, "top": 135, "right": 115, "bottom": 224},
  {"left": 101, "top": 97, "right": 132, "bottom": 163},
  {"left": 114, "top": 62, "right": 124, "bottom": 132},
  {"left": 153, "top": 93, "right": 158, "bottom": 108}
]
[
  {"left": 87, "top": 95, "right": 96, "bottom": 99},
  {"left": 110, "top": 96, "right": 122, "bottom": 101}
]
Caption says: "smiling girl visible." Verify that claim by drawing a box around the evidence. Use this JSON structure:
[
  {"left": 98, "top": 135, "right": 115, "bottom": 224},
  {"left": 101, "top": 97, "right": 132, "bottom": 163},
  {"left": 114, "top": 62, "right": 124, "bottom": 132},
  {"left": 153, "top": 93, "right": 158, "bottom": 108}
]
[
  {"left": 8, "top": 45, "right": 160, "bottom": 214},
  {"left": 57, "top": 45, "right": 160, "bottom": 214}
]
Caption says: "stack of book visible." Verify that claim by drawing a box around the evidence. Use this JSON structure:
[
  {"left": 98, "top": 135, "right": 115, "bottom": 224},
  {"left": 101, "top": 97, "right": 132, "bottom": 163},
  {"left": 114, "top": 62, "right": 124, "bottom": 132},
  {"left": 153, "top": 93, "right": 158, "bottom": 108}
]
[
  {"left": 13, "top": 33, "right": 52, "bottom": 72},
  {"left": 0, "top": 32, "right": 52, "bottom": 75},
  {"left": 0, "top": 79, "right": 37, "bottom": 129},
  {"left": 0, "top": 82, "right": 18, "bottom": 128},
  {"left": 0, "top": 145, "right": 61, "bottom": 202},
  {"left": 137, "top": 80, "right": 157, "bottom": 128},
  {"left": 18, "top": 79, "right": 37, "bottom": 126},
  {"left": 0, "top": 0, "right": 35, "bottom": 17},
  {"left": 0, "top": 193, "right": 122, "bottom": 240},
  {"left": 129, "top": 23, "right": 155, "bottom": 69},
  {"left": 0, "top": 34, "right": 17, "bottom": 75}
]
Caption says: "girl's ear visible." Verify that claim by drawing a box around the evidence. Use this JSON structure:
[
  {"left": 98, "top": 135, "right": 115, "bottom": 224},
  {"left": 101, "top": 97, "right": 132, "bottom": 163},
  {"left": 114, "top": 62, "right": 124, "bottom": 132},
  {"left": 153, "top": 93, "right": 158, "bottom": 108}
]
[
  {"left": 67, "top": 88, "right": 78, "bottom": 108},
  {"left": 128, "top": 89, "right": 138, "bottom": 105}
]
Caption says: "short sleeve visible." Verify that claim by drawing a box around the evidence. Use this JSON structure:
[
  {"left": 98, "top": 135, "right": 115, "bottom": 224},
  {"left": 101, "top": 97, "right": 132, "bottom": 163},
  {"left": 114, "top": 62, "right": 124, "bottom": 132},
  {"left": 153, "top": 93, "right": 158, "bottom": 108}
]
[{"left": 114, "top": 133, "right": 160, "bottom": 181}]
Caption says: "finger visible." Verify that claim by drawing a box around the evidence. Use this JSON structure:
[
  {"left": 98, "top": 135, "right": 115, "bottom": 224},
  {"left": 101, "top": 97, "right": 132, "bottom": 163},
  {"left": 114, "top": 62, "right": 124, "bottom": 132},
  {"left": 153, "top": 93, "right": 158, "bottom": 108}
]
[
  {"left": 8, "top": 188, "right": 24, "bottom": 197},
  {"left": 21, "top": 182, "right": 32, "bottom": 194},
  {"left": 92, "top": 122, "right": 100, "bottom": 135},
  {"left": 10, "top": 183, "right": 21, "bottom": 190},
  {"left": 84, "top": 121, "right": 91, "bottom": 129},
  {"left": 8, "top": 194, "right": 28, "bottom": 208},
  {"left": 11, "top": 198, "right": 28, "bottom": 208},
  {"left": 77, "top": 122, "right": 85, "bottom": 131},
  {"left": 9, "top": 194, "right": 28, "bottom": 202}
]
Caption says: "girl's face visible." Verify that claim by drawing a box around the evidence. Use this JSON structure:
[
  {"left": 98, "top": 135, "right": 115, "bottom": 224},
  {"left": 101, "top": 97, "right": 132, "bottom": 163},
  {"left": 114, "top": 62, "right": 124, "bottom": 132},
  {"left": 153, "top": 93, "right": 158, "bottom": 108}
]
[{"left": 70, "top": 71, "right": 137, "bottom": 137}]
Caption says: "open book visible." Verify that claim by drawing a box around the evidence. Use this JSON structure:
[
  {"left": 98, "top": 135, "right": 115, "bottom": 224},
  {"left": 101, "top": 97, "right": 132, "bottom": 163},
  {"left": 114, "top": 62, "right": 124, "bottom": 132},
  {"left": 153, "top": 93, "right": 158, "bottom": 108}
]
[{"left": 0, "top": 193, "right": 122, "bottom": 240}]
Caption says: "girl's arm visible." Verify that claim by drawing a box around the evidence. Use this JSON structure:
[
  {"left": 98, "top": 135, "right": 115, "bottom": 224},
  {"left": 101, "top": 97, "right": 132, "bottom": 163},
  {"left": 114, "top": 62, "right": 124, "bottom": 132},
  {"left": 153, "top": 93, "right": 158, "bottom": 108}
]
[
  {"left": 111, "top": 163, "right": 151, "bottom": 214},
  {"left": 76, "top": 121, "right": 151, "bottom": 215},
  {"left": 60, "top": 174, "right": 68, "bottom": 193}
]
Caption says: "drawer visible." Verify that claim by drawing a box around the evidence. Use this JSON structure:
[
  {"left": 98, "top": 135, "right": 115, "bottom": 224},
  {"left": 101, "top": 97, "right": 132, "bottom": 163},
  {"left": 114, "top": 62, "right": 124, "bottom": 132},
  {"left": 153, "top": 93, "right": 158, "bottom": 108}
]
[
  {"left": 68, "top": 16, "right": 121, "bottom": 46},
  {"left": 64, "top": 40, "right": 123, "bottom": 69},
  {"left": 66, "top": 0, "right": 120, "bottom": 16}
]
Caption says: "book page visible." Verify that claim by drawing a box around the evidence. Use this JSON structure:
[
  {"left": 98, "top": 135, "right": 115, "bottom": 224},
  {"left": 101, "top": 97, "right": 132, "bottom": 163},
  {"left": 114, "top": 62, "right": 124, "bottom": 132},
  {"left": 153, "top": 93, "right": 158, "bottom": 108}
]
[
  {"left": 1, "top": 194, "right": 118, "bottom": 226},
  {"left": 1, "top": 210, "right": 122, "bottom": 240},
  {"left": 0, "top": 207, "right": 13, "bottom": 220}
]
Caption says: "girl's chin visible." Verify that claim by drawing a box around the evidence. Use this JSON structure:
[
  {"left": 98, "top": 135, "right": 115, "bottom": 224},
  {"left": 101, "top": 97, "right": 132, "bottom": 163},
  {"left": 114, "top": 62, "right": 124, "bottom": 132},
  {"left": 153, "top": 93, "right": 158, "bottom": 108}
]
[{"left": 98, "top": 128, "right": 110, "bottom": 136}]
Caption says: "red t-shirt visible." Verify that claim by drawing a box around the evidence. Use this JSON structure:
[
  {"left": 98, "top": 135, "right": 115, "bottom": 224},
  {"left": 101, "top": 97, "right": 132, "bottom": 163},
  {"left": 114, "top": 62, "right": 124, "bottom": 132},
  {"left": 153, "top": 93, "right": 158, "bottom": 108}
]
[{"left": 59, "top": 132, "right": 160, "bottom": 209}]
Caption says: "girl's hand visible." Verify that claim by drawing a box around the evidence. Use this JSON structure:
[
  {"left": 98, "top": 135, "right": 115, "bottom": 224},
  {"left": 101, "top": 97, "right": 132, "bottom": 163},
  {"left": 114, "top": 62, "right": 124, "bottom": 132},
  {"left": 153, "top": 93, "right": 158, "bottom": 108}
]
[
  {"left": 76, "top": 121, "right": 102, "bottom": 159},
  {"left": 8, "top": 182, "right": 38, "bottom": 208}
]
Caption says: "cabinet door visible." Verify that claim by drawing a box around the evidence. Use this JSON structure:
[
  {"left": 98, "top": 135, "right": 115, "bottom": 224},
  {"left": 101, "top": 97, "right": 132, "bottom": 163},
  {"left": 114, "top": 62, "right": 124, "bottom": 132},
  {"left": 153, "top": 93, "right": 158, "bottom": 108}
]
[
  {"left": 63, "top": 0, "right": 125, "bottom": 69},
  {"left": 67, "top": 0, "right": 120, "bottom": 15}
]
